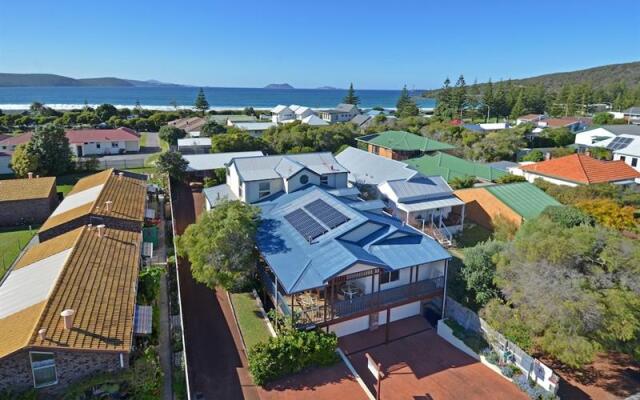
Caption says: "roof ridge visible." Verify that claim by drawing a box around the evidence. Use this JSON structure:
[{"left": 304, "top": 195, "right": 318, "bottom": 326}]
[{"left": 575, "top": 154, "right": 594, "bottom": 183}]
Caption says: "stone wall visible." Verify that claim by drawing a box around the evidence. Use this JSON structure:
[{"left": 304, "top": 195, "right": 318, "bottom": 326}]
[{"left": 0, "top": 349, "right": 127, "bottom": 393}]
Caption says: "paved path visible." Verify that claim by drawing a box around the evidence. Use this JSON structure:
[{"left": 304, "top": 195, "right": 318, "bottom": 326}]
[{"left": 172, "top": 181, "right": 259, "bottom": 400}]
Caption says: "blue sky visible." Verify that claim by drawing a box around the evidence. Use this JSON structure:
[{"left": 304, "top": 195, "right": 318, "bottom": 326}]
[{"left": 1, "top": 0, "right": 638, "bottom": 89}]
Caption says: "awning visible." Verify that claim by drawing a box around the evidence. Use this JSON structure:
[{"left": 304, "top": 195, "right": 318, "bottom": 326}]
[
  {"left": 134, "top": 305, "right": 153, "bottom": 335},
  {"left": 398, "top": 196, "right": 464, "bottom": 213}
]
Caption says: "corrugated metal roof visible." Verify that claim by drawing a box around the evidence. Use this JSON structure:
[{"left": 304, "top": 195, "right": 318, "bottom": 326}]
[
  {"left": 335, "top": 146, "right": 417, "bottom": 185},
  {"left": 134, "top": 305, "right": 153, "bottom": 335},
  {"left": 404, "top": 152, "right": 508, "bottom": 182},
  {"left": 234, "top": 122, "right": 276, "bottom": 131},
  {"left": 50, "top": 184, "right": 104, "bottom": 216},
  {"left": 184, "top": 151, "right": 264, "bottom": 171},
  {"left": 382, "top": 175, "right": 452, "bottom": 202},
  {"left": 178, "top": 138, "right": 211, "bottom": 147},
  {"left": 203, "top": 184, "right": 239, "bottom": 207},
  {"left": 396, "top": 195, "right": 465, "bottom": 213},
  {"left": 232, "top": 152, "right": 348, "bottom": 182},
  {"left": 357, "top": 130, "right": 455, "bottom": 152},
  {"left": 346, "top": 199, "right": 386, "bottom": 211},
  {"left": 256, "top": 186, "right": 450, "bottom": 294},
  {"left": 485, "top": 182, "right": 562, "bottom": 220}
]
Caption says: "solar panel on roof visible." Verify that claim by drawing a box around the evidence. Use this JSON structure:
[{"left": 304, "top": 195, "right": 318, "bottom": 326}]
[
  {"left": 304, "top": 199, "right": 350, "bottom": 229},
  {"left": 284, "top": 209, "right": 327, "bottom": 241},
  {"left": 607, "top": 137, "right": 633, "bottom": 150}
]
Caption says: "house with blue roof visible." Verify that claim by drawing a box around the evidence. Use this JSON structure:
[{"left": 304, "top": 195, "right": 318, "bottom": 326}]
[
  {"left": 203, "top": 150, "right": 452, "bottom": 337},
  {"left": 256, "top": 185, "right": 451, "bottom": 337}
]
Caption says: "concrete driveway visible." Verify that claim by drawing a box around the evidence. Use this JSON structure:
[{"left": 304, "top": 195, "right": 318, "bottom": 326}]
[{"left": 341, "top": 317, "right": 527, "bottom": 400}]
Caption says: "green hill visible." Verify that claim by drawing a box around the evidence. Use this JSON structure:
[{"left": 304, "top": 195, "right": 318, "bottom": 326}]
[
  {"left": 423, "top": 61, "right": 640, "bottom": 97},
  {"left": 0, "top": 73, "right": 182, "bottom": 87}
]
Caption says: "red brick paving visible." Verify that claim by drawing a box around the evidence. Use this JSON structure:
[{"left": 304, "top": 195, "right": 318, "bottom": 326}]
[
  {"left": 258, "top": 363, "right": 369, "bottom": 400},
  {"left": 344, "top": 317, "right": 528, "bottom": 400}
]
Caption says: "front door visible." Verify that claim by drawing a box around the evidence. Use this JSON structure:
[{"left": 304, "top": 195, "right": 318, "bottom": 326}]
[{"left": 77, "top": 145, "right": 83, "bottom": 157}]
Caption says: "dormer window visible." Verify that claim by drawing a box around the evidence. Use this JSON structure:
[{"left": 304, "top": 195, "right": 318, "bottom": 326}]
[
  {"left": 300, "top": 174, "right": 309, "bottom": 185},
  {"left": 320, "top": 175, "right": 328, "bottom": 186}
]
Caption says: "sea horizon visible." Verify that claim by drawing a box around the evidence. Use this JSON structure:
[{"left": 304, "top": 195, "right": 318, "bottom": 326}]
[{"left": 0, "top": 86, "right": 436, "bottom": 111}]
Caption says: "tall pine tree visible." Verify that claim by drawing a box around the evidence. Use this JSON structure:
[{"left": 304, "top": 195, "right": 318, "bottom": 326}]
[
  {"left": 482, "top": 79, "right": 494, "bottom": 122},
  {"left": 452, "top": 75, "right": 467, "bottom": 119},
  {"left": 396, "top": 85, "right": 419, "bottom": 118},
  {"left": 435, "top": 78, "right": 452, "bottom": 119},
  {"left": 194, "top": 88, "right": 210, "bottom": 115},
  {"left": 343, "top": 83, "right": 360, "bottom": 105}
]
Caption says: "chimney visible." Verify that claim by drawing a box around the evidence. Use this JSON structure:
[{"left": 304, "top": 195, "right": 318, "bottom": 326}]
[
  {"left": 96, "top": 224, "right": 106, "bottom": 238},
  {"left": 60, "top": 309, "right": 74, "bottom": 330},
  {"left": 118, "top": 172, "right": 124, "bottom": 180},
  {"left": 27, "top": 172, "right": 33, "bottom": 179},
  {"left": 38, "top": 328, "right": 46, "bottom": 340},
  {"left": 104, "top": 200, "right": 113, "bottom": 213}
]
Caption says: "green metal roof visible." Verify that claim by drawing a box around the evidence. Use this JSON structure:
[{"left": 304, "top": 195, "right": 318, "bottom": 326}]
[
  {"left": 357, "top": 130, "right": 455, "bottom": 152},
  {"left": 404, "top": 152, "right": 508, "bottom": 182},
  {"left": 485, "top": 182, "right": 562, "bottom": 220}
]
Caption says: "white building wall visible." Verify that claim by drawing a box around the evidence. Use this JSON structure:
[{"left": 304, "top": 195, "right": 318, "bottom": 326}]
[
  {"left": 329, "top": 301, "right": 422, "bottom": 337},
  {"left": 329, "top": 315, "right": 370, "bottom": 337},
  {"left": 285, "top": 170, "right": 320, "bottom": 193},
  {"left": 227, "top": 165, "right": 243, "bottom": 199},
  {"left": 614, "top": 153, "right": 640, "bottom": 172},
  {"left": 574, "top": 128, "right": 615, "bottom": 146},
  {"left": 520, "top": 171, "right": 578, "bottom": 187},
  {"left": 245, "top": 178, "right": 283, "bottom": 203}
]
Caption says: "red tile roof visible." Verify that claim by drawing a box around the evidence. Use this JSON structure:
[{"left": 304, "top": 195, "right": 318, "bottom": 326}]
[
  {"left": 518, "top": 114, "right": 544, "bottom": 121},
  {"left": 543, "top": 117, "right": 589, "bottom": 128},
  {"left": 520, "top": 154, "right": 640, "bottom": 184},
  {"left": 0, "top": 132, "right": 33, "bottom": 147},
  {"left": 65, "top": 127, "right": 139, "bottom": 144}
]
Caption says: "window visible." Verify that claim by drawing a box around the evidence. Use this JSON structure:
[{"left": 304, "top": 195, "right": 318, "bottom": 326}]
[
  {"left": 300, "top": 174, "right": 309, "bottom": 185},
  {"left": 371, "top": 145, "right": 380, "bottom": 155},
  {"left": 30, "top": 352, "right": 57, "bottom": 388},
  {"left": 258, "top": 181, "right": 270, "bottom": 198},
  {"left": 96, "top": 143, "right": 101, "bottom": 149},
  {"left": 632, "top": 158, "right": 638, "bottom": 167},
  {"left": 320, "top": 175, "right": 328, "bottom": 185},
  {"left": 238, "top": 184, "right": 243, "bottom": 199},
  {"left": 226, "top": 167, "right": 230, "bottom": 176},
  {"left": 380, "top": 270, "right": 400, "bottom": 284},
  {"left": 620, "top": 156, "right": 626, "bottom": 162},
  {"left": 111, "top": 142, "right": 119, "bottom": 148}
]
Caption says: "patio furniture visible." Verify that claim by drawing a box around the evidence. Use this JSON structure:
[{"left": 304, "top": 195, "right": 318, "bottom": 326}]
[{"left": 339, "top": 282, "right": 363, "bottom": 301}]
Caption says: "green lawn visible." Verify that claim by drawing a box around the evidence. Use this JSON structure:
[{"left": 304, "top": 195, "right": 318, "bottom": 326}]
[
  {"left": 55, "top": 171, "right": 93, "bottom": 196},
  {"left": 455, "top": 224, "right": 492, "bottom": 249},
  {"left": 230, "top": 292, "right": 271, "bottom": 351},
  {"left": 0, "top": 226, "right": 38, "bottom": 278}
]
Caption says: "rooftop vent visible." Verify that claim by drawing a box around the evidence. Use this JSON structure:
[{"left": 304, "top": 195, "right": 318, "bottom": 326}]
[
  {"left": 96, "top": 224, "right": 106, "bottom": 237},
  {"left": 38, "top": 328, "right": 46, "bottom": 340},
  {"left": 118, "top": 172, "right": 124, "bottom": 180},
  {"left": 104, "top": 200, "right": 113, "bottom": 213},
  {"left": 27, "top": 172, "right": 33, "bottom": 179},
  {"left": 60, "top": 309, "right": 74, "bottom": 330}
]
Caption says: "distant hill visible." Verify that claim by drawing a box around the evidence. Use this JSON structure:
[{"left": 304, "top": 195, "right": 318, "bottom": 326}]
[
  {"left": 264, "top": 83, "right": 294, "bottom": 89},
  {"left": 316, "top": 86, "right": 339, "bottom": 90},
  {"left": 0, "top": 73, "right": 185, "bottom": 87},
  {"left": 422, "top": 61, "right": 640, "bottom": 97}
]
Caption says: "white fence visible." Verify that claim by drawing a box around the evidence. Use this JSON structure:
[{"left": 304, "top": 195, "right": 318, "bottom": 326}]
[
  {"left": 77, "top": 157, "right": 145, "bottom": 170},
  {"left": 445, "top": 297, "right": 559, "bottom": 394}
]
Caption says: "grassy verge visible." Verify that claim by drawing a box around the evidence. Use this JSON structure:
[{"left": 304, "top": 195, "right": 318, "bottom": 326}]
[
  {"left": 144, "top": 138, "right": 169, "bottom": 167},
  {"left": 0, "top": 226, "right": 38, "bottom": 278},
  {"left": 230, "top": 292, "right": 271, "bottom": 351}
]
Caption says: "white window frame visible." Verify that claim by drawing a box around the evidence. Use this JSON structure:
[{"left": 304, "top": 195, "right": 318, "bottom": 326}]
[
  {"left": 258, "top": 181, "right": 271, "bottom": 198},
  {"left": 380, "top": 270, "right": 400, "bottom": 285},
  {"left": 30, "top": 351, "right": 58, "bottom": 388}
]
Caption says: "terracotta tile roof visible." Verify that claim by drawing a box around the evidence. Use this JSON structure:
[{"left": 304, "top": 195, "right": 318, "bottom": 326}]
[
  {"left": 517, "top": 114, "right": 544, "bottom": 121},
  {"left": 520, "top": 154, "right": 640, "bottom": 184},
  {"left": 0, "top": 177, "right": 56, "bottom": 202},
  {"left": 30, "top": 226, "right": 140, "bottom": 352},
  {"left": 0, "top": 132, "right": 32, "bottom": 147},
  {"left": 168, "top": 116, "right": 207, "bottom": 132},
  {"left": 39, "top": 169, "right": 146, "bottom": 235},
  {"left": 543, "top": 117, "right": 583, "bottom": 128},
  {"left": 65, "top": 128, "right": 140, "bottom": 144},
  {"left": 0, "top": 226, "right": 141, "bottom": 357}
]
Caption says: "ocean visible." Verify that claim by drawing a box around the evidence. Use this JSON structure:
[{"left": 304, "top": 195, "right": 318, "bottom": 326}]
[{"left": 0, "top": 86, "right": 436, "bottom": 111}]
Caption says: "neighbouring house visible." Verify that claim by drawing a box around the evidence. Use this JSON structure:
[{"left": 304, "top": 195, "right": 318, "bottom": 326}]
[
  {"left": 516, "top": 114, "right": 545, "bottom": 125},
  {"left": 349, "top": 114, "right": 373, "bottom": 130},
  {"left": 231, "top": 121, "right": 276, "bottom": 137},
  {"left": 289, "top": 105, "right": 315, "bottom": 120},
  {"left": 357, "top": 130, "right": 455, "bottom": 161},
  {"left": 0, "top": 225, "right": 141, "bottom": 392},
  {"left": 0, "top": 176, "right": 58, "bottom": 226},
  {"left": 455, "top": 182, "right": 561, "bottom": 230},
  {"left": 511, "top": 153, "right": 640, "bottom": 187},
  {"left": 0, "top": 133, "right": 33, "bottom": 173},
  {"left": 538, "top": 117, "right": 590, "bottom": 133},
  {"left": 301, "top": 114, "right": 329, "bottom": 126},
  {"left": 183, "top": 151, "right": 264, "bottom": 179},
  {"left": 66, "top": 128, "right": 140, "bottom": 157},
  {"left": 486, "top": 160, "right": 519, "bottom": 172},
  {"left": 0, "top": 152, "right": 11, "bottom": 175},
  {"left": 335, "top": 146, "right": 418, "bottom": 187},
  {"left": 574, "top": 125, "right": 640, "bottom": 147},
  {"left": 271, "top": 105, "right": 295, "bottom": 124},
  {"left": 177, "top": 137, "right": 211, "bottom": 154},
  {"left": 168, "top": 116, "right": 207, "bottom": 133},
  {"left": 405, "top": 151, "right": 509, "bottom": 183},
  {"left": 38, "top": 169, "right": 147, "bottom": 242},
  {"left": 378, "top": 175, "right": 465, "bottom": 246},
  {"left": 593, "top": 134, "right": 640, "bottom": 172},
  {"left": 256, "top": 184, "right": 451, "bottom": 337},
  {"left": 623, "top": 106, "right": 640, "bottom": 124},
  {"left": 207, "top": 115, "right": 258, "bottom": 126},
  {"left": 205, "top": 152, "right": 349, "bottom": 208},
  {"left": 320, "top": 103, "right": 360, "bottom": 123}
]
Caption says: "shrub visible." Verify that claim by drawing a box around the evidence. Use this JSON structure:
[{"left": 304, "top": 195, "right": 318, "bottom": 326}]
[
  {"left": 449, "top": 176, "right": 476, "bottom": 190},
  {"left": 137, "top": 265, "right": 164, "bottom": 305},
  {"left": 540, "top": 206, "right": 594, "bottom": 228},
  {"left": 248, "top": 327, "right": 339, "bottom": 385},
  {"left": 495, "top": 174, "right": 526, "bottom": 184},
  {"left": 501, "top": 363, "right": 522, "bottom": 378},
  {"left": 444, "top": 319, "right": 490, "bottom": 354},
  {"left": 481, "top": 348, "right": 500, "bottom": 365}
]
